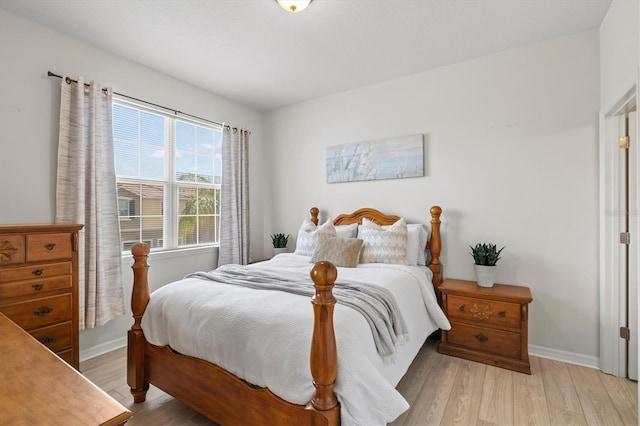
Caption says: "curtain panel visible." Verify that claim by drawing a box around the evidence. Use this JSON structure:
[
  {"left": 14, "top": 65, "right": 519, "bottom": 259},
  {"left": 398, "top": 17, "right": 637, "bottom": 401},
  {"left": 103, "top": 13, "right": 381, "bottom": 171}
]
[
  {"left": 56, "top": 76, "right": 125, "bottom": 329},
  {"left": 218, "top": 126, "right": 250, "bottom": 265}
]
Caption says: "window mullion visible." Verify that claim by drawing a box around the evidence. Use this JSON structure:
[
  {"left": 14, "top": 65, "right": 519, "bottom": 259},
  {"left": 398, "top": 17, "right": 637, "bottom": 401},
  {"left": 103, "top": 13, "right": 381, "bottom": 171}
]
[{"left": 166, "top": 117, "right": 177, "bottom": 250}]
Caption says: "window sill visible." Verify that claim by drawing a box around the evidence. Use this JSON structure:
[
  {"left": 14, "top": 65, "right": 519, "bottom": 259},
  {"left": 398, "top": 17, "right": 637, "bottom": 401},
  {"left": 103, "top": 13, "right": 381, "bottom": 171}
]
[{"left": 121, "top": 245, "right": 218, "bottom": 262}]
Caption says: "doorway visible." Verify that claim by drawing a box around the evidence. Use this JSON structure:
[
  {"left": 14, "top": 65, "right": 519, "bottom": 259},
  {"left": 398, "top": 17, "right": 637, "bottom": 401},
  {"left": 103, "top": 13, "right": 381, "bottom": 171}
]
[{"left": 600, "top": 86, "right": 638, "bottom": 380}]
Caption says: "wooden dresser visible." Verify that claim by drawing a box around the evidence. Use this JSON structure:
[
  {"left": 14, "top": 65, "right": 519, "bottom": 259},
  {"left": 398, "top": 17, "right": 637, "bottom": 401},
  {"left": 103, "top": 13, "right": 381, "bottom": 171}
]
[
  {"left": 438, "top": 278, "right": 533, "bottom": 374},
  {"left": 0, "top": 224, "right": 83, "bottom": 370},
  {"left": 0, "top": 312, "right": 132, "bottom": 425}
]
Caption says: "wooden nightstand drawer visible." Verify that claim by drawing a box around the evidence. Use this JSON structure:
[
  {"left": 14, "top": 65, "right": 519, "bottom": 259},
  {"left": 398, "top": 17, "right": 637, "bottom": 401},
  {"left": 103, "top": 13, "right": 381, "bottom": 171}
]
[
  {"left": 0, "top": 235, "right": 25, "bottom": 265},
  {"left": 446, "top": 294, "right": 521, "bottom": 329},
  {"left": 0, "top": 261, "right": 71, "bottom": 282},
  {"left": 30, "top": 321, "right": 73, "bottom": 352},
  {"left": 0, "top": 294, "right": 72, "bottom": 330},
  {"left": 447, "top": 322, "right": 521, "bottom": 358},
  {"left": 439, "top": 279, "right": 532, "bottom": 374},
  {"left": 26, "top": 233, "right": 72, "bottom": 262}
]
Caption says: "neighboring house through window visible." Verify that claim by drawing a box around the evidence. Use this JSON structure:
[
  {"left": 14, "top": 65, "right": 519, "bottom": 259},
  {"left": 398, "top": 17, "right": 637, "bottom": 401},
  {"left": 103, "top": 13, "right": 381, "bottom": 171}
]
[{"left": 113, "top": 99, "right": 222, "bottom": 253}]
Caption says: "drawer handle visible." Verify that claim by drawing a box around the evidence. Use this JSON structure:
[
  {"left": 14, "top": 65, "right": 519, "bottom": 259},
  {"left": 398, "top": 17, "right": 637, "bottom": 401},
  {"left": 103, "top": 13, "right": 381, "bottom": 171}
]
[
  {"left": 39, "top": 335, "right": 55, "bottom": 345},
  {"left": 459, "top": 304, "right": 465, "bottom": 312},
  {"left": 32, "top": 269, "right": 44, "bottom": 276},
  {"left": 33, "top": 306, "right": 53, "bottom": 316},
  {"left": 474, "top": 333, "right": 489, "bottom": 342},
  {"left": 498, "top": 310, "right": 506, "bottom": 317},
  {"left": 44, "top": 243, "right": 57, "bottom": 251},
  {"left": 32, "top": 283, "right": 44, "bottom": 291}
]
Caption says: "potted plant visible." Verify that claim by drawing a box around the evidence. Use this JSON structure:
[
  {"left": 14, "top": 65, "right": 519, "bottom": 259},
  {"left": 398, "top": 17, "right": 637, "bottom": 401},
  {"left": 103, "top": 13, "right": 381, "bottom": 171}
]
[
  {"left": 470, "top": 243, "right": 505, "bottom": 287},
  {"left": 270, "top": 233, "right": 290, "bottom": 256}
]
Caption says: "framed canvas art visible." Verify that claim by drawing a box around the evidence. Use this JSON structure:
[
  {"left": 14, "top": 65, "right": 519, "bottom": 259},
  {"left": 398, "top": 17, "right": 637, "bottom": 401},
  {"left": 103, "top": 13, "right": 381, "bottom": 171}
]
[{"left": 326, "top": 134, "right": 424, "bottom": 183}]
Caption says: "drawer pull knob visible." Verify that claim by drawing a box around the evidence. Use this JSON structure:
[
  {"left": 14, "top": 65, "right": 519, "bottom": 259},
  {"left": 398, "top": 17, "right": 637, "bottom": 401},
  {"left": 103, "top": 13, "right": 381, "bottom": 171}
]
[
  {"left": 459, "top": 304, "right": 465, "bottom": 312},
  {"left": 32, "top": 269, "right": 44, "bottom": 276},
  {"left": 33, "top": 306, "right": 53, "bottom": 316},
  {"left": 499, "top": 310, "right": 506, "bottom": 317},
  {"left": 44, "top": 243, "right": 57, "bottom": 250},
  {"left": 474, "top": 333, "right": 488, "bottom": 342},
  {"left": 39, "top": 335, "right": 54, "bottom": 345},
  {"left": 32, "top": 283, "right": 44, "bottom": 291}
]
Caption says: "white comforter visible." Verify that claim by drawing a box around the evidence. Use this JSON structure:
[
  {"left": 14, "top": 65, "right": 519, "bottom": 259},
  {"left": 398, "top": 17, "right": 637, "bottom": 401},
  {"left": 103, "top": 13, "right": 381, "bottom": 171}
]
[{"left": 141, "top": 253, "right": 451, "bottom": 425}]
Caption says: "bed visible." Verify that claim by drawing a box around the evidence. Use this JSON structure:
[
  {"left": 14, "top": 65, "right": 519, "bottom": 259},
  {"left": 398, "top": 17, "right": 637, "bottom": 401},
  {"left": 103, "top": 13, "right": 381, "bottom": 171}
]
[{"left": 127, "top": 206, "right": 448, "bottom": 425}]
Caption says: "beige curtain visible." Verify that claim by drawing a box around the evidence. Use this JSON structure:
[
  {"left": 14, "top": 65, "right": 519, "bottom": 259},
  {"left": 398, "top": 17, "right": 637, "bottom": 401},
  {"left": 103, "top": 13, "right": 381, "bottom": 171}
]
[
  {"left": 218, "top": 125, "right": 250, "bottom": 265},
  {"left": 56, "top": 76, "right": 125, "bottom": 329}
]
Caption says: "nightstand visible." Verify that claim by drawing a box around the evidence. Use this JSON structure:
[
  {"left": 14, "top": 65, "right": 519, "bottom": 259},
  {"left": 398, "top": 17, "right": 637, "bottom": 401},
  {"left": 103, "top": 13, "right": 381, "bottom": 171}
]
[{"left": 438, "top": 279, "right": 532, "bottom": 374}]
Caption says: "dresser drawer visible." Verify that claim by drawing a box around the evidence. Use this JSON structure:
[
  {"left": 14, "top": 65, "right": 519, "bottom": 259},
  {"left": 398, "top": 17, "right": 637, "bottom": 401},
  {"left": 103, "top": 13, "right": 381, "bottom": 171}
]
[
  {"left": 26, "top": 233, "right": 72, "bottom": 262},
  {"left": 446, "top": 295, "right": 521, "bottom": 329},
  {"left": 30, "top": 321, "right": 72, "bottom": 353},
  {"left": 448, "top": 322, "right": 521, "bottom": 359},
  {"left": 0, "top": 235, "right": 25, "bottom": 265},
  {"left": 0, "top": 261, "right": 71, "bottom": 283},
  {"left": 0, "top": 275, "right": 72, "bottom": 299},
  {"left": 0, "top": 294, "right": 72, "bottom": 330}
]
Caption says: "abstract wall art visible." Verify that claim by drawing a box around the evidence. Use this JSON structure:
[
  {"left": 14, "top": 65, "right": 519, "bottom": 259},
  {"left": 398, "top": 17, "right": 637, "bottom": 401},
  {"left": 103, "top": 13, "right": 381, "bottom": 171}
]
[{"left": 326, "top": 134, "right": 424, "bottom": 183}]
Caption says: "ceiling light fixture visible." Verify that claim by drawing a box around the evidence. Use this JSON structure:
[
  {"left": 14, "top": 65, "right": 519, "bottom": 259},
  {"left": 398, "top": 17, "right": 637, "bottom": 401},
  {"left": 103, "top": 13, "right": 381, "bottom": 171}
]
[{"left": 276, "top": 0, "right": 313, "bottom": 13}]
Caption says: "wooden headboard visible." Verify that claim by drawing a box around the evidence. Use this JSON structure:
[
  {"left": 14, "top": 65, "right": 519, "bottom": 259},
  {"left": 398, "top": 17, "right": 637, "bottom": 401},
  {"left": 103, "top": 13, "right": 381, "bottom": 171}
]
[{"left": 309, "top": 206, "right": 443, "bottom": 287}]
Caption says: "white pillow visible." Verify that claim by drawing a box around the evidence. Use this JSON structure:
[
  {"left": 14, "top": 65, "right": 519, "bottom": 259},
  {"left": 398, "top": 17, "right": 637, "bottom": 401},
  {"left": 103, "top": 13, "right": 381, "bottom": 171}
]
[
  {"left": 358, "top": 217, "right": 409, "bottom": 265},
  {"left": 294, "top": 218, "right": 336, "bottom": 256},
  {"left": 335, "top": 223, "right": 358, "bottom": 239},
  {"left": 409, "top": 224, "right": 429, "bottom": 266}
]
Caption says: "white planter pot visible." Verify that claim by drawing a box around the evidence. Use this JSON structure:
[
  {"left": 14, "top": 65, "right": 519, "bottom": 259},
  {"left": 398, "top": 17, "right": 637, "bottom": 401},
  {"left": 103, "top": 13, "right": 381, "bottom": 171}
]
[
  {"left": 474, "top": 265, "right": 497, "bottom": 287},
  {"left": 273, "top": 247, "right": 287, "bottom": 256}
]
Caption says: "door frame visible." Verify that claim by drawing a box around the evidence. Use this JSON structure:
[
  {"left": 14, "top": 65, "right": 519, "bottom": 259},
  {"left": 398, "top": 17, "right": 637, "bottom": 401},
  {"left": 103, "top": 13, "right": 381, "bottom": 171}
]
[{"left": 599, "top": 84, "right": 638, "bottom": 377}]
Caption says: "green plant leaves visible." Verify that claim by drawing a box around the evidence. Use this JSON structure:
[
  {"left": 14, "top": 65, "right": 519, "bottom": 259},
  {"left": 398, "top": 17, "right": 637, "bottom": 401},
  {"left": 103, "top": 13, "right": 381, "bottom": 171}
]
[
  {"left": 270, "top": 233, "right": 290, "bottom": 248},
  {"left": 469, "top": 243, "right": 505, "bottom": 266}
]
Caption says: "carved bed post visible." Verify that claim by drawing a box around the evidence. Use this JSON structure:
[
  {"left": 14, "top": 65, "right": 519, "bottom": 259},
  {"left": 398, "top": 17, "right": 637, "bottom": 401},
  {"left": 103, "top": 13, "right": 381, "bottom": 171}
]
[
  {"left": 429, "top": 206, "right": 443, "bottom": 287},
  {"left": 307, "top": 261, "right": 339, "bottom": 417},
  {"left": 310, "top": 207, "right": 320, "bottom": 226},
  {"left": 127, "top": 243, "right": 150, "bottom": 403}
]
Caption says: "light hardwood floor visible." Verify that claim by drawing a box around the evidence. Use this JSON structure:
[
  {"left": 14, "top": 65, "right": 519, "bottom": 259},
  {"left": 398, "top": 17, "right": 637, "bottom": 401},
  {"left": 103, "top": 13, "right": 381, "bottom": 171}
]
[{"left": 81, "top": 340, "right": 637, "bottom": 425}]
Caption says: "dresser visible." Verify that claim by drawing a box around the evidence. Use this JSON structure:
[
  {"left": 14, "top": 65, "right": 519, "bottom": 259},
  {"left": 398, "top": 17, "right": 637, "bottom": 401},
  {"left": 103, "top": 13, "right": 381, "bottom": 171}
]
[
  {"left": 438, "top": 279, "right": 533, "bottom": 374},
  {"left": 0, "top": 224, "right": 83, "bottom": 370},
  {"left": 0, "top": 312, "right": 132, "bottom": 425}
]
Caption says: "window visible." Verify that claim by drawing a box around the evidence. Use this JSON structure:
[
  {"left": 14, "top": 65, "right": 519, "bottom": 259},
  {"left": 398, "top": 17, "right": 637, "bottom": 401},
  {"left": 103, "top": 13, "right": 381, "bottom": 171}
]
[{"left": 113, "top": 99, "right": 222, "bottom": 253}]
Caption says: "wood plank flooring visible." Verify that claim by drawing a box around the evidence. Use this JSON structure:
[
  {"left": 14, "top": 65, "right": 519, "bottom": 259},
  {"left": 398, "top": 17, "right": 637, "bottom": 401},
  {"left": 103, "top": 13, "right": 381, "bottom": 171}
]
[{"left": 80, "top": 340, "right": 637, "bottom": 425}]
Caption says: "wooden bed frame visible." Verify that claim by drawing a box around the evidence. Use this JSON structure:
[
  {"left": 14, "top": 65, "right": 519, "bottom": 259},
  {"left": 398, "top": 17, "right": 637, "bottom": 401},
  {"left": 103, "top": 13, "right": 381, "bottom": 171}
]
[{"left": 127, "top": 206, "right": 442, "bottom": 426}]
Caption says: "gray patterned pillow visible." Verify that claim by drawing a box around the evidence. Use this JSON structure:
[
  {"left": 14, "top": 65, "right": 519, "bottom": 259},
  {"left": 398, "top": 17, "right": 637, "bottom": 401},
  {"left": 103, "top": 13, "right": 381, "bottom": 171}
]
[
  {"left": 294, "top": 218, "right": 336, "bottom": 256},
  {"left": 310, "top": 235, "right": 363, "bottom": 268},
  {"left": 359, "top": 217, "right": 409, "bottom": 265}
]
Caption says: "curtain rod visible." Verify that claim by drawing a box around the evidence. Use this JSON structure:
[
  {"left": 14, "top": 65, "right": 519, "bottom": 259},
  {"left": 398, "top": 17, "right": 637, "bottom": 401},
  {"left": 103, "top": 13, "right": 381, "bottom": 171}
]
[{"left": 47, "top": 71, "right": 223, "bottom": 127}]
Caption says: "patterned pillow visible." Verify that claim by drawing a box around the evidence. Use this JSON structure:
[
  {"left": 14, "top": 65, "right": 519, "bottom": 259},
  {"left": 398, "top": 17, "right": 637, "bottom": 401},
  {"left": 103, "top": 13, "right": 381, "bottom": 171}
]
[
  {"left": 294, "top": 218, "right": 336, "bottom": 256},
  {"left": 359, "top": 217, "right": 409, "bottom": 265},
  {"left": 378, "top": 222, "right": 428, "bottom": 266},
  {"left": 310, "top": 235, "right": 363, "bottom": 268}
]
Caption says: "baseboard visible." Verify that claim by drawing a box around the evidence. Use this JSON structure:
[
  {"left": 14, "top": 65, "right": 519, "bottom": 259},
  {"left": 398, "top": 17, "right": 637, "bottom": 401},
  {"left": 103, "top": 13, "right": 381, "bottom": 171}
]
[
  {"left": 529, "top": 344, "right": 599, "bottom": 369},
  {"left": 79, "top": 337, "right": 600, "bottom": 370},
  {"left": 80, "top": 336, "right": 127, "bottom": 363}
]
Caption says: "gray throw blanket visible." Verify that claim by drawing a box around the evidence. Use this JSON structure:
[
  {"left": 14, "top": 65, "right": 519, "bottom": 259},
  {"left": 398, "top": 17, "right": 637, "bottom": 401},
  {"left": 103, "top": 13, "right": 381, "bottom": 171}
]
[{"left": 185, "top": 264, "right": 408, "bottom": 361}]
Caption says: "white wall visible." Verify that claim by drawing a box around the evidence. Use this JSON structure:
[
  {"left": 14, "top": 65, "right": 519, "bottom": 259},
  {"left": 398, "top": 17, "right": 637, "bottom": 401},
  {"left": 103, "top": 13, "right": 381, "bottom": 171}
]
[
  {"left": 266, "top": 31, "right": 601, "bottom": 362},
  {"left": 0, "top": 9, "right": 267, "bottom": 356},
  {"left": 600, "top": 0, "right": 639, "bottom": 112}
]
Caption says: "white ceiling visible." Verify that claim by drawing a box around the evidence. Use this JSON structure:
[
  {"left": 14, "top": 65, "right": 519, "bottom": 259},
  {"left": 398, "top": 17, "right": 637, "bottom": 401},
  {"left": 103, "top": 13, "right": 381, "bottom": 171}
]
[{"left": 1, "top": 0, "right": 612, "bottom": 111}]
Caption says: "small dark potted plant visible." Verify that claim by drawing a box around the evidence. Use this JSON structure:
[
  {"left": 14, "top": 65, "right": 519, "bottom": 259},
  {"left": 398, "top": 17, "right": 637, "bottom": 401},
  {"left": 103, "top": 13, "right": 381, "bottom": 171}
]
[
  {"left": 470, "top": 242, "right": 505, "bottom": 287},
  {"left": 270, "top": 233, "right": 290, "bottom": 256}
]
